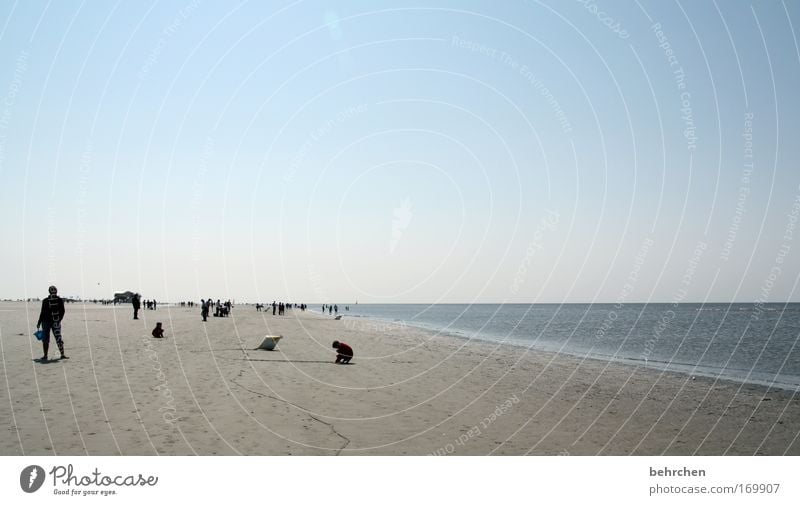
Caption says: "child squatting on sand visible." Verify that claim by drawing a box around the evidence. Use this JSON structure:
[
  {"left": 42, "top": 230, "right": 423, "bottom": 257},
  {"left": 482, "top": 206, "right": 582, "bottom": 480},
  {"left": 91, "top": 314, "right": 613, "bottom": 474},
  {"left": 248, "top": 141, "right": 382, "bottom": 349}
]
[
  {"left": 152, "top": 322, "right": 165, "bottom": 338},
  {"left": 332, "top": 340, "right": 353, "bottom": 364}
]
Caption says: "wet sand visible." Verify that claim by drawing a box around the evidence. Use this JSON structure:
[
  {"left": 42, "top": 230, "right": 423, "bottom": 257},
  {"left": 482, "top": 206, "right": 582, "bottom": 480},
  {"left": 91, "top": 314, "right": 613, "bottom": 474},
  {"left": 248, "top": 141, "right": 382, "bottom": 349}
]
[{"left": 0, "top": 301, "right": 798, "bottom": 455}]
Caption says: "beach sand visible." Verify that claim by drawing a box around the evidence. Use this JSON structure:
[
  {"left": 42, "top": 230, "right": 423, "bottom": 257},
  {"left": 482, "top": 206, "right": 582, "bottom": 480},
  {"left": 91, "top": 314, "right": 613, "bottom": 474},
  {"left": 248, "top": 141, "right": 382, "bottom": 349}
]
[{"left": 0, "top": 301, "right": 798, "bottom": 455}]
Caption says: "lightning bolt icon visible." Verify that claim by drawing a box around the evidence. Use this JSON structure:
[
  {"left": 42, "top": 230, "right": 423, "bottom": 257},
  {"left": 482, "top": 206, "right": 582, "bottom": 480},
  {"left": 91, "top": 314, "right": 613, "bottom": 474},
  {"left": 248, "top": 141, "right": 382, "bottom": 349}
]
[{"left": 29, "top": 467, "right": 37, "bottom": 489}]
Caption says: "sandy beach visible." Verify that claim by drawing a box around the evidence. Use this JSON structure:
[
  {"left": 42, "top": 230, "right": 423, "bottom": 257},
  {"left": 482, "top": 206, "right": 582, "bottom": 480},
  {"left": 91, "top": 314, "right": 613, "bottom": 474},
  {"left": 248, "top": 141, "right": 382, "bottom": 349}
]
[{"left": 0, "top": 301, "right": 798, "bottom": 456}]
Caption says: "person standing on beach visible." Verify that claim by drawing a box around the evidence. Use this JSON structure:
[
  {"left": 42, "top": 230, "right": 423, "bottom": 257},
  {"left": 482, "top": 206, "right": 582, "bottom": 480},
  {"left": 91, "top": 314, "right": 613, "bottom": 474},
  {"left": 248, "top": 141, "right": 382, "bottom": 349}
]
[
  {"left": 36, "top": 285, "right": 67, "bottom": 362},
  {"left": 201, "top": 299, "right": 209, "bottom": 322},
  {"left": 132, "top": 293, "right": 141, "bottom": 320}
]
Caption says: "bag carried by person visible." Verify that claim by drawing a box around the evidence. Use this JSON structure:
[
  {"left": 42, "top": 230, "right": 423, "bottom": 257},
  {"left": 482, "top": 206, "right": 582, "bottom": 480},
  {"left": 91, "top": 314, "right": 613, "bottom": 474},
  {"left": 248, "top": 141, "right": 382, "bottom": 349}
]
[{"left": 34, "top": 329, "right": 44, "bottom": 341}]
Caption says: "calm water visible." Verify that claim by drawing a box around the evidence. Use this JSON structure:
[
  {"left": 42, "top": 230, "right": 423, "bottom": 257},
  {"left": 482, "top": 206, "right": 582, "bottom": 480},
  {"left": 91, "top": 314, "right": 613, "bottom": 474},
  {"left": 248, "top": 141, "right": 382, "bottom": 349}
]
[{"left": 328, "top": 303, "right": 800, "bottom": 391}]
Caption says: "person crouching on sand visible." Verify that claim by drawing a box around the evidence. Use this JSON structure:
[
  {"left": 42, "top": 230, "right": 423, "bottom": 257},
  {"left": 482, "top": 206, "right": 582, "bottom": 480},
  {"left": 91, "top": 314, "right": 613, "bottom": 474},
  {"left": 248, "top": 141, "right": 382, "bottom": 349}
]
[
  {"left": 152, "top": 322, "right": 165, "bottom": 338},
  {"left": 332, "top": 340, "right": 353, "bottom": 364}
]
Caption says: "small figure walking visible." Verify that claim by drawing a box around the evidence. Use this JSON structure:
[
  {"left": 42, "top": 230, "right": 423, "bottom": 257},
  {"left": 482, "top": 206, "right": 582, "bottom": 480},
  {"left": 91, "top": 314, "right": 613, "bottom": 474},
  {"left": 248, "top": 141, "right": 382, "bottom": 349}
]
[
  {"left": 201, "top": 299, "right": 209, "bottom": 322},
  {"left": 37, "top": 285, "right": 67, "bottom": 362},
  {"left": 332, "top": 340, "right": 353, "bottom": 364},
  {"left": 152, "top": 322, "right": 165, "bottom": 338}
]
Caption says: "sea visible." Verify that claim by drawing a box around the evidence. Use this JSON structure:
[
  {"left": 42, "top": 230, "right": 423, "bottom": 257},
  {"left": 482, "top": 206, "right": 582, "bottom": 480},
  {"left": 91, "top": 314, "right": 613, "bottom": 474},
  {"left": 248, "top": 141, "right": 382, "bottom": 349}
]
[{"left": 327, "top": 303, "right": 800, "bottom": 392}]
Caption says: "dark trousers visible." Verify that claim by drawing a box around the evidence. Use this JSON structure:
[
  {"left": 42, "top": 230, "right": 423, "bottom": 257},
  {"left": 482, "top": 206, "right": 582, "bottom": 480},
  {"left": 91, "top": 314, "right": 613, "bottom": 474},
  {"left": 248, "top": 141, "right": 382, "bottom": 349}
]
[{"left": 42, "top": 322, "right": 65, "bottom": 357}]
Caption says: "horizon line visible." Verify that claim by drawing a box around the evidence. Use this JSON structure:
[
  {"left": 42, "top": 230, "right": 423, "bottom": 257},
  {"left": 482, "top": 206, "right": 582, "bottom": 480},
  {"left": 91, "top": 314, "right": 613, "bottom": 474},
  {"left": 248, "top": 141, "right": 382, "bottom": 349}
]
[{"left": 3, "top": 299, "right": 799, "bottom": 305}]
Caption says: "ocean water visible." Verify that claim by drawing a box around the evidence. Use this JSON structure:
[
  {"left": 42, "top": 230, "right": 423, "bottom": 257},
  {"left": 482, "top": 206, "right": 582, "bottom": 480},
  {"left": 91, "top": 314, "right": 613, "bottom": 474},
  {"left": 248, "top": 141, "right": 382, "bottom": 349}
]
[{"left": 330, "top": 303, "right": 800, "bottom": 391}]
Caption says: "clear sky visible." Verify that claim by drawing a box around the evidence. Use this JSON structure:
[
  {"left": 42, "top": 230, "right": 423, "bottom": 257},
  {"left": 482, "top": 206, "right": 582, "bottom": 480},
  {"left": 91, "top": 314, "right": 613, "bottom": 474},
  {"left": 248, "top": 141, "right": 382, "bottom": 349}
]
[{"left": 0, "top": 0, "right": 798, "bottom": 304}]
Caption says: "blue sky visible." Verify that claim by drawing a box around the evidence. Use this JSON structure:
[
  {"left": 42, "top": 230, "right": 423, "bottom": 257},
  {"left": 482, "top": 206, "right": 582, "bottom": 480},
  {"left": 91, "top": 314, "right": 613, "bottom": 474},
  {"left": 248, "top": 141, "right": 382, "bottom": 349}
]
[{"left": 0, "top": 0, "right": 798, "bottom": 304}]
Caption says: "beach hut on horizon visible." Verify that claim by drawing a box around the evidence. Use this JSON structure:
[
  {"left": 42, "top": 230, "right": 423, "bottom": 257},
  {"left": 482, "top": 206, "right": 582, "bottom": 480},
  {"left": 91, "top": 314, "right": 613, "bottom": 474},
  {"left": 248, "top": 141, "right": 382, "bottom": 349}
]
[{"left": 113, "top": 291, "right": 136, "bottom": 303}]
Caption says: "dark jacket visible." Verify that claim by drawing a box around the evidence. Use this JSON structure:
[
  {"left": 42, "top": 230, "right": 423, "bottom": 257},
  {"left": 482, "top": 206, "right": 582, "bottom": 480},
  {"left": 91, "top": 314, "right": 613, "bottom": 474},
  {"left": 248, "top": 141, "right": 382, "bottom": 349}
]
[{"left": 38, "top": 295, "right": 65, "bottom": 326}]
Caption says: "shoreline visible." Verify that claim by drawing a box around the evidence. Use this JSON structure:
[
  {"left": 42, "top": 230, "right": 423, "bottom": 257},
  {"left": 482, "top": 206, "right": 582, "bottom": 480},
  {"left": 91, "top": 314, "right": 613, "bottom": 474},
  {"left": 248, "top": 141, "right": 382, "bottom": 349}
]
[
  {"left": 329, "top": 310, "right": 800, "bottom": 394},
  {"left": 1, "top": 301, "right": 798, "bottom": 455}
]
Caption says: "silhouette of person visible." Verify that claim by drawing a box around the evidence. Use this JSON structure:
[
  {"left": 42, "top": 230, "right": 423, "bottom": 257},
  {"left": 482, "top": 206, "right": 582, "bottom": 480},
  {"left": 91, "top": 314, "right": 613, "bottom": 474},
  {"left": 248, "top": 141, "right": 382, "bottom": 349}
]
[
  {"left": 132, "top": 293, "right": 141, "bottom": 320},
  {"left": 201, "top": 299, "right": 208, "bottom": 322},
  {"left": 37, "top": 285, "right": 67, "bottom": 361},
  {"left": 152, "top": 322, "right": 164, "bottom": 338}
]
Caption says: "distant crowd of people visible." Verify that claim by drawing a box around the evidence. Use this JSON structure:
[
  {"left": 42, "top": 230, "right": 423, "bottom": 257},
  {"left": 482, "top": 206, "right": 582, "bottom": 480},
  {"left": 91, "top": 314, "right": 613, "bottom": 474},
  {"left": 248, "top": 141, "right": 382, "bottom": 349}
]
[
  {"left": 321, "top": 303, "right": 350, "bottom": 315},
  {"left": 255, "top": 301, "right": 307, "bottom": 315},
  {"left": 129, "top": 294, "right": 157, "bottom": 319},
  {"left": 26, "top": 297, "right": 206, "bottom": 308},
  {"left": 200, "top": 299, "right": 233, "bottom": 321}
]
